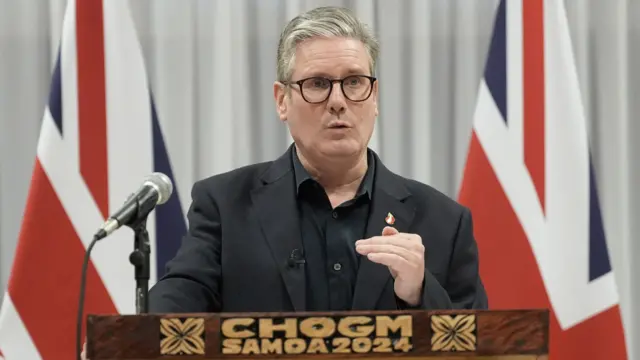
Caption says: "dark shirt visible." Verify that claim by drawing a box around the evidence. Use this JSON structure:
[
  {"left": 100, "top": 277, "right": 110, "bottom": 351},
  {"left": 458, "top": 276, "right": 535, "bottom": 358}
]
[{"left": 292, "top": 148, "right": 375, "bottom": 311}]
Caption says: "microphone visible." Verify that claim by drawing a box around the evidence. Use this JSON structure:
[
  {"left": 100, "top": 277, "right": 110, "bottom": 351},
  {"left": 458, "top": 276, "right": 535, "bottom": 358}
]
[
  {"left": 78, "top": 172, "right": 173, "bottom": 360},
  {"left": 288, "top": 249, "right": 306, "bottom": 268},
  {"left": 94, "top": 172, "right": 173, "bottom": 240}
]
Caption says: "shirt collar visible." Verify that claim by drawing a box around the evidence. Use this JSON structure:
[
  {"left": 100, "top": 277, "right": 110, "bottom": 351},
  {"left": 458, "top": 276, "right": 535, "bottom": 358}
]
[{"left": 292, "top": 146, "right": 375, "bottom": 199}]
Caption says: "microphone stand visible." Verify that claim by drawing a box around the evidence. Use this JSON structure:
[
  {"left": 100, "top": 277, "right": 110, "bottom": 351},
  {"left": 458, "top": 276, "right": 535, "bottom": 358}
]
[{"left": 128, "top": 198, "right": 151, "bottom": 314}]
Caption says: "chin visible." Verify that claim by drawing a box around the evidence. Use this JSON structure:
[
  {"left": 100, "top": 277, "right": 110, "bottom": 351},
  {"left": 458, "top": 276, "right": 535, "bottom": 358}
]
[{"left": 319, "top": 140, "right": 362, "bottom": 158}]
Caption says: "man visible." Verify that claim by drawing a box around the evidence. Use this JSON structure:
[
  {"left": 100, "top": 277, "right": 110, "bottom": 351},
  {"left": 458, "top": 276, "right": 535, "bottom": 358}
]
[
  {"left": 148, "top": 5, "right": 487, "bottom": 313},
  {"left": 81, "top": 6, "right": 487, "bottom": 359}
]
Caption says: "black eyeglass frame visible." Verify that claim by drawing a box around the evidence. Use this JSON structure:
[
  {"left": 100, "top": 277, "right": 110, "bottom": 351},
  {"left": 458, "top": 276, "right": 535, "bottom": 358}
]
[{"left": 281, "top": 75, "right": 377, "bottom": 103}]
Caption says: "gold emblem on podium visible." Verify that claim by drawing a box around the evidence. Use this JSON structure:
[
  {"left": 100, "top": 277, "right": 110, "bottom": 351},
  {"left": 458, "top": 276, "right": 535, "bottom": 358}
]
[
  {"left": 430, "top": 314, "right": 476, "bottom": 352},
  {"left": 160, "top": 317, "right": 206, "bottom": 355}
]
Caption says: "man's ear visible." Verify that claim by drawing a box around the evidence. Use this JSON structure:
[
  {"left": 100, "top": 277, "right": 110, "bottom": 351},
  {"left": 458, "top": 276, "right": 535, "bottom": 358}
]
[
  {"left": 372, "top": 80, "right": 379, "bottom": 116},
  {"left": 273, "top": 82, "right": 288, "bottom": 122}
]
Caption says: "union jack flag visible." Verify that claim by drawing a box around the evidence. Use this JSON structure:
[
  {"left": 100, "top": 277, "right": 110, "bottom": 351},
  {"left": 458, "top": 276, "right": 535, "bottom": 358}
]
[
  {"left": 0, "top": 0, "right": 186, "bottom": 358},
  {"left": 458, "top": 0, "right": 627, "bottom": 358}
]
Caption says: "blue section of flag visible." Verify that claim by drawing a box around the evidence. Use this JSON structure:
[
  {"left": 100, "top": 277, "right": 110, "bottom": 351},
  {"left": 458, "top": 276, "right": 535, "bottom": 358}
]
[
  {"left": 484, "top": 0, "right": 507, "bottom": 123},
  {"left": 150, "top": 95, "right": 187, "bottom": 278},
  {"left": 49, "top": 49, "right": 63, "bottom": 136},
  {"left": 588, "top": 157, "right": 612, "bottom": 281}
]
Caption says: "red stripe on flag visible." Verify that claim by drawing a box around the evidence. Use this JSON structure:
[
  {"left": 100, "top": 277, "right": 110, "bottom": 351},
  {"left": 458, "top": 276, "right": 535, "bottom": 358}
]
[
  {"left": 76, "top": 0, "right": 109, "bottom": 219},
  {"left": 523, "top": 0, "right": 546, "bottom": 212},
  {"left": 7, "top": 160, "right": 117, "bottom": 359},
  {"left": 459, "top": 133, "right": 627, "bottom": 359}
]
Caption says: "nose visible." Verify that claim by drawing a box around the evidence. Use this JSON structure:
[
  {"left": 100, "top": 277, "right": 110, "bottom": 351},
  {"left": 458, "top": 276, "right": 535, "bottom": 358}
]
[{"left": 327, "top": 82, "right": 346, "bottom": 116}]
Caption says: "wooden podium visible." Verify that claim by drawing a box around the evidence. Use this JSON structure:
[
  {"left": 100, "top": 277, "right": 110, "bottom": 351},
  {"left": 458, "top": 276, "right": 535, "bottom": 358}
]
[{"left": 86, "top": 309, "right": 549, "bottom": 359}]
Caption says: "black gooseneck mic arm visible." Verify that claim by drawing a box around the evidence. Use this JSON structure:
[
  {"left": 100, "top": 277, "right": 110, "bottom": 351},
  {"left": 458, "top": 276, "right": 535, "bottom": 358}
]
[{"left": 128, "top": 196, "right": 151, "bottom": 314}]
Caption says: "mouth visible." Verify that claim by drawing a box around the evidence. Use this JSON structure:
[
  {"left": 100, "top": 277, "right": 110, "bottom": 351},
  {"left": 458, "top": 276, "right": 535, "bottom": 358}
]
[{"left": 327, "top": 122, "right": 351, "bottom": 129}]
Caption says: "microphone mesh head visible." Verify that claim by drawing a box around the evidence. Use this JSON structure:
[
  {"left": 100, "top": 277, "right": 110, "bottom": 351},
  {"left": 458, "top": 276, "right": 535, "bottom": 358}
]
[{"left": 146, "top": 172, "right": 173, "bottom": 204}]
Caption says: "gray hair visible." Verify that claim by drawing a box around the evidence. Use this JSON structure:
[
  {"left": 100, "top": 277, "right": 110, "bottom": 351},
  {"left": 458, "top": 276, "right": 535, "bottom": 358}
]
[{"left": 276, "top": 6, "right": 379, "bottom": 82}]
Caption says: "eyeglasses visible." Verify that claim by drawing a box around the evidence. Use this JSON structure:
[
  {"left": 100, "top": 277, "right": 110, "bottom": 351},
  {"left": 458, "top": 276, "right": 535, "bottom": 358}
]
[{"left": 282, "top": 75, "right": 377, "bottom": 104}]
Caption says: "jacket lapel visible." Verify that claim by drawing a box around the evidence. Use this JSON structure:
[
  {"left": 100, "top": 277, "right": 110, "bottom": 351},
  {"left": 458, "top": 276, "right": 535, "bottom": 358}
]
[
  {"left": 352, "top": 158, "right": 415, "bottom": 310},
  {"left": 250, "top": 147, "right": 306, "bottom": 311}
]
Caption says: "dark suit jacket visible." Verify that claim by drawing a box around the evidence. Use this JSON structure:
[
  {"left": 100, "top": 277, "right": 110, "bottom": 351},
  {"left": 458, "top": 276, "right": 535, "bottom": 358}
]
[{"left": 149, "top": 146, "right": 488, "bottom": 313}]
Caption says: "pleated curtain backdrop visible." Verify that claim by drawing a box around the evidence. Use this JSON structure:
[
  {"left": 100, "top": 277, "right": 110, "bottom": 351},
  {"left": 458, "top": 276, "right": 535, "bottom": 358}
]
[{"left": 0, "top": 0, "right": 638, "bottom": 358}]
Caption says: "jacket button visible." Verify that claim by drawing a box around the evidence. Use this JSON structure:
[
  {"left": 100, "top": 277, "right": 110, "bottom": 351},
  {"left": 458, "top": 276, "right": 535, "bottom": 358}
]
[
  {"left": 332, "top": 211, "right": 338, "bottom": 219},
  {"left": 333, "top": 263, "right": 342, "bottom": 271}
]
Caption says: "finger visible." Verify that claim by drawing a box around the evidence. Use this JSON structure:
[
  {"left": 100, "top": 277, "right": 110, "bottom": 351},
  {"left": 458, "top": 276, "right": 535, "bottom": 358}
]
[
  {"left": 382, "top": 226, "right": 398, "bottom": 236},
  {"left": 357, "top": 235, "right": 424, "bottom": 252},
  {"left": 358, "top": 235, "right": 407, "bottom": 245},
  {"left": 366, "top": 253, "right": 411, "bottom": 274},
  {"left": 356, "top": 243, "right": 421, "bottom": 264},
  {"left": 361, "top": 233, "right": 419, "bottom": 243}
]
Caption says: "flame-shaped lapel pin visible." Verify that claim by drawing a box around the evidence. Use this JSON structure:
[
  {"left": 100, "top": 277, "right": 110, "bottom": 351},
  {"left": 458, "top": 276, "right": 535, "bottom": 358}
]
[{"left": 385, "top": 212, "right": 395, "bottom": 225}]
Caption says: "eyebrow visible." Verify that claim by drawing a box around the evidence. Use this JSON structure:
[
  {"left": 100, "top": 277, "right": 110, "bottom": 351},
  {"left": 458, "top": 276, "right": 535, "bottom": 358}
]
[
  {"left": 303, "top": 68, "right": 367, "bottom": 79},
  {"left": 305, "top": 69, "right": 367, "bottom": 79}
]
